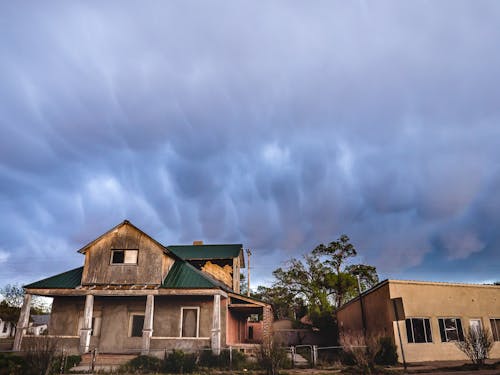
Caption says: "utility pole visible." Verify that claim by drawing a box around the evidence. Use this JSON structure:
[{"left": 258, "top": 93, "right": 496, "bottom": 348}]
[
  {"left": 356, "top": 274, "right": 367, "bottom": 340},
  {"left": 246, "top": 249, "right": 252, "bottom": 296}
]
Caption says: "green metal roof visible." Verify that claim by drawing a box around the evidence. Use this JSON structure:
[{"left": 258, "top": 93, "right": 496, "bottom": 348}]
[
  {"left": 162, "top": 260, "right": 228, "bottom": 289},
  {"left": 24, "top": 267, "right": 83, "bottom": 289},
  {"left": 168, "top": 244, "right": 242, "bottom": 260}
]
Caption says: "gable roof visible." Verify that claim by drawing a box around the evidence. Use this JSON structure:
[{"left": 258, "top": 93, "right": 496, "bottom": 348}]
[
  {"left": 24, "top": 267, "right": 84, "bottom": 289},
  {"left": 168, "top": 244, "right": 245, "bottom": 267},
  {"left": 77, "top": 220, "right": 170, "bottom": 255}
]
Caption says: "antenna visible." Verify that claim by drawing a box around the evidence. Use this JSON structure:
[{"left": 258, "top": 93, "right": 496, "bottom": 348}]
[{"left": 246, "top": 249, "right": 252, "bottom": 296}]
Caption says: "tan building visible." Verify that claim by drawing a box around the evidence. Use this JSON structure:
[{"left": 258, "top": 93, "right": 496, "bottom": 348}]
[
  {"left": 14, "top": 220, "right": 272, "bottom": 355},
  {"left": 337, "top": 279, "right": 500, "bottom": 362}
]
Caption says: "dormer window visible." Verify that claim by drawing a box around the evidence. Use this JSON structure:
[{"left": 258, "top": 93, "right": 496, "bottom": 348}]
[{"left": 111, "top": 249, "right": 138, "bottom": 265}]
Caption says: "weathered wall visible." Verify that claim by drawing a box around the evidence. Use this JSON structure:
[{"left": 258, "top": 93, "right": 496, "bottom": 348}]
[
  {"left": 49, "top": 296, "right": 84, "bottom": 336},
  {"left": 390, "top": 281, "right": 500, "bottom": 362},
  {"left": 47, "top": 294, "right": 227, "bottom": 353},
  {"left": 81, "top": 223, "right": 174, "bottom": 285}
]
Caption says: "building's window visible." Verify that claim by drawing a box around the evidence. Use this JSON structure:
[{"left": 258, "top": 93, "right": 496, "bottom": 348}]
[
  {"left": 2, "top": 323, "right": 8, "bottom": 333},
  {"left": 111, "top": 249, "right": 138, "bottom": 265},
  {"left": 405, "top": 318, "right": 432, "bottom": 343},
  {"left": 438, "top": 318, "right": 464, "bottom": 342},
  {"left": 490, "top": 319, "right": 500, "bottom": 341},
  {"left": 130, "top": 314, "right": 145, "bottom": 337},
  {"left": 180, "top": 307, "right": 199, "bottom": 337},
  {"left": 248, "top": 326, "right": 254, "bottom": 340}
]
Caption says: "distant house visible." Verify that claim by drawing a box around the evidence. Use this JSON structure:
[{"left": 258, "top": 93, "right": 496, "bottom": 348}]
[
  {"left": 27, "top": 314, "right": 49, "bottom": 336},
  {"left": 0, "top": 318, "right": 15, "bottom": 339},
  {"left": 14, "top": 220, "right": 272, "bottom": 355},
  {"left": 337, "top": 279, "right": 500, "bottom": 362}
]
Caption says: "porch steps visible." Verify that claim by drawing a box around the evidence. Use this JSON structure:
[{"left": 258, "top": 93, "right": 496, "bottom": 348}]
[{"left": 72, "top": 353, "right": 136, "bottom": 372}]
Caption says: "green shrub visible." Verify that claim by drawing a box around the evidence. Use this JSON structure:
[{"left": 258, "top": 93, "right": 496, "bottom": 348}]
[
  {"left": 121, "top": 355, "right": 163, "bottom": 373},
  {"left": 163, "top": 350, "right": 197, "bottom": 373},
  {"left": 0, "top": 353, "right": 27, "bottom": 375},
  {"left": 374, "top": 337, "right": 398, "bottom": 365},
  {"left": 198, "top": 349, "right": 248, "bottom": 370},
  {"left": 51, "top": 354, "right": 82, "bottom": 373}
]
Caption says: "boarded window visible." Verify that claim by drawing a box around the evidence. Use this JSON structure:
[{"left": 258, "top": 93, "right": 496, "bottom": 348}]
[
  {"left": 438, "top": 318, "right": 464, "bottom": 342},
  {"left": 131, "top": 315, "right": 144, "bottom": 337},
  {"left": 111, "top": 250, "right": 138, "bottom": 264},
  {"left": 405, "top": 318, "right": 432, "bottom": 343},
  {"left": 181, "top": 308, "right": 198, "bottom": 337},
  {"left": 491, "top": 319, "right": 500, "bottom": 341}
]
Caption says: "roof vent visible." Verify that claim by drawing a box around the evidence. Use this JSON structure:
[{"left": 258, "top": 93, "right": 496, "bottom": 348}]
[{"left": 193, "top": 240, "right": 203, "bottom": 246}]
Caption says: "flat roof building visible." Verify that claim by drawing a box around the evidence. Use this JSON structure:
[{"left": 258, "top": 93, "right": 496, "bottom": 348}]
[{"left": 337, "top": 279, "right": 500, "bottom": 363}]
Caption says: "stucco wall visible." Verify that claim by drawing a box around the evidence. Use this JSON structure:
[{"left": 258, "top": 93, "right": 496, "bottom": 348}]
[
  {"left": 337, "top": 282, "right": 393, "bottom": 340},
  {"left": 390, "top": 281, "right": 500, "bottom": 362}
]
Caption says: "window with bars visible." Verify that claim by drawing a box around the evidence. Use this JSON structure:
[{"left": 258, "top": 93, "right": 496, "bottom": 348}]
[
  {"left": 405, "top": 318, "right": 432, "bottom": 343},
  {"left": 438, "top": 318, "right": 464, "bottom": 342},
  {"left": 490, "top": 319, "right": 500, "bottom": 341}
]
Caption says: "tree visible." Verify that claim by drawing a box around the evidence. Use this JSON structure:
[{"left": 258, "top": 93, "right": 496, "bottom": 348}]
[
  {"left": 268, "top": 235, "right": 378, "bottom": 337},
  {"left": 254, "top": 285, "right": 307, "bottom": 321},
  {"left": 0, "top": 284, "right": 51, "bottom": 318}
]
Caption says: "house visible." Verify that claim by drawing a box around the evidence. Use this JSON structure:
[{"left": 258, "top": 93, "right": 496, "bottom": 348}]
[
  {"left": 27, "top": 314, "right": 49, "bottom": 335},
  {"left": 0, "top": 318, "right": 15, "bottom": 339},
  {"left": 336, "top": 279, "right": 500, "bottom": 363},
  {"left": 14, "top": 220, "right": 272, "bottom": 355}
]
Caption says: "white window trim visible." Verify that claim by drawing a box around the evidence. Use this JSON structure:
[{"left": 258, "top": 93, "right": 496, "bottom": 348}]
[
  {"left": 128, "top": 313, "right": 145, "bottom": 337},
  {"left": 406, "top": 317, "right": 432, "bottom": 343},
  {"left": 180, "top": 307, "right": 200, "bottom": 338},
  {"left": 439, "top": 317, "right": 462, "bottom": 342},
  {"left": 110, "top": 249, "right": 139, "bottom": 265}
]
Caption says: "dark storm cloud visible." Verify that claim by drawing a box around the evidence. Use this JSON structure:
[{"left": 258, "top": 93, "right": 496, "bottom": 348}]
[{"left": 1, "top": 1, "right": 500, "bottom": 287}]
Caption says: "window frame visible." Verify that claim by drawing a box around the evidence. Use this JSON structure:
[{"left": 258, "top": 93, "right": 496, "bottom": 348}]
[
  {"left": 490, "top": 318, "right": 500, "bottom": 341},
  {"left": 110, "top": 249, "right": 139, "bottom": 265},
  {"left": 438, "top": 317, "right": 464, "bottom": 342},
  {"left": 179, "top": 307, "right": 200, "bottom": 338},
  {"left": 405, "top": 317, "right": 433, "bottom": 343},
  {"left": 129, "top": 313, "right": 145, "bottom": 338}
]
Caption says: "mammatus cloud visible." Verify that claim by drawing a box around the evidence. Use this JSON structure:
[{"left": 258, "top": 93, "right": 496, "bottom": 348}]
[{"left": 1, "top": 1, "right": 500, "bottom": 287}]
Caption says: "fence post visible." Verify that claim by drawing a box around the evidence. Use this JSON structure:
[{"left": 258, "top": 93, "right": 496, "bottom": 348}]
[
  {"left": 312, "top": 345, "right": 318, "bottom": 367},
  {"left": 229, "top": 346, "right": 233, "bottom": 371},
  {"left": 90, "top": 347, "right": 97, "bottom": 373},
  {"left": 290, "top": 346, "right": 295, "bottom": 368}
]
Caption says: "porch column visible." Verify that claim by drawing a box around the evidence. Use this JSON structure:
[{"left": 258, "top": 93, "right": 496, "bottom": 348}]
[
  {"left": 13, "top": 293, "right": 31, "bottom": 351},
  {"left": 262, "top": 305, "right": 273, "bottom": 343},
  {"left": 211, "top": 294, "right": 221, "bottom": 354},
  {"left": 79, "top": 294, "right": 94, "bottom": 353},
  {"left": 141, "top": 294, "right": 154, "bottom": 355}
]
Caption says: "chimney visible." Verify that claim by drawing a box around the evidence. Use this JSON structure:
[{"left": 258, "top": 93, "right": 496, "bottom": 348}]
[{"left": 193, "top": 240, "right": 203, "bottom": 246}]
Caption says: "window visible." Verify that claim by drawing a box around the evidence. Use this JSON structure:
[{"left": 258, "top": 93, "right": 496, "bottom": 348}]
[
  {"left": 490, "top": 319, "right": 500, "bottom": 341},
  {"left": 130, "top": 314, "right": 145, "bottom": 337},
  {"left": 180, "top": 307, "right": 199, "bottom": 337},
  {"left": 111, "top": 249, "right": 138, "bottom": 265},
  {"left": 438, "top": 318, "right": 464, "bottom": 342},
  {"left": 405, "top": 318, "right": 432, "bottom": 343}
]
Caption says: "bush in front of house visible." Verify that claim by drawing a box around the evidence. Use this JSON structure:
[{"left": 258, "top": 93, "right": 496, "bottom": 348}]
[
  {"left": 51, "top": 354, "right": 82, "bottom": 373},
  {"left": 0, "top": 353, "right": 28, "bottom": 375},
  {"left": 163, "top": 350, "right": 197, "bottom": 373},
  {"left": 374, "top": 337, "right": 398, "bottom": 365},
  {"left": 456, "top": 327, "right": 494, "bottom": 367},
  {"left": 198, "top": 348, "right": 249, "bottom": 370},
  {"left": 121, "top": 355, "right": 163, "bottom": 373}
]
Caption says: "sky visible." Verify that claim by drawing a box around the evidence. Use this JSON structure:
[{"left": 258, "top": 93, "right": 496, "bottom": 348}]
[{"left": 1, "top": 1, "right": 500, "bottom": 290}]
